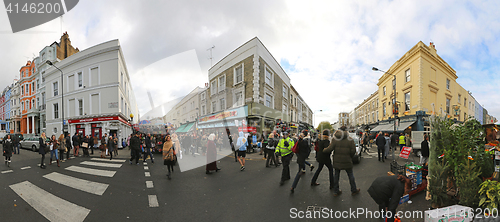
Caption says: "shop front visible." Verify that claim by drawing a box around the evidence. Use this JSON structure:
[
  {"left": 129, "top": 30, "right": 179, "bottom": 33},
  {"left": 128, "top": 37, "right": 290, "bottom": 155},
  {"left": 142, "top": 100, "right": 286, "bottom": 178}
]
[
  {"left": 67, "top": 114, "right": 132, "bottom": 148},
  {"left": 247, "top": 102, "right": 290, "bottom": 135},
  {"left": 198, "top": 106, "right": 249, "bottom": 136}
]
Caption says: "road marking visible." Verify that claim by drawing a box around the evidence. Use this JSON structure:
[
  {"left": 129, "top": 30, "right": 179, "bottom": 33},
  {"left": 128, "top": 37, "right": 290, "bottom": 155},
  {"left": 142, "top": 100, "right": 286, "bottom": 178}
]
[
  {"left": 43, "top": 172, "right": 109, "bottom": 196},
  {"left": 21, "top": 166, "right": 31, "bottom": 170},
  {"left": 65, "top": 166, "right": 116, "bottom": 177},
  {"left": 148, "top": 195, "right": 159, "bottom": 207},
  {"left": 2, "top": 170, "right": 13, "bottom": 174},
  {"left": 145, "top": 172, "right": 150, "bottom": 177},
  {"left": 10, "top": 181, "right": 90, "bottom": 222},
  {"left": 70, "top": 157, "right": 76, "bottom": 159},
  {"left": 146, "top": 181, "right": 154, "bottom": 188},
  {"left": 80, "top": 161, "right": 122, "bottom": 168},
  {"left": 144, "top": 166, "right": 149, "bottom": 170},
  {"left": 90, "top": 158, "right": 126, "bottom": 163},
  {"left": 143, "top": 162, "right": 147, "bottom": 165}
]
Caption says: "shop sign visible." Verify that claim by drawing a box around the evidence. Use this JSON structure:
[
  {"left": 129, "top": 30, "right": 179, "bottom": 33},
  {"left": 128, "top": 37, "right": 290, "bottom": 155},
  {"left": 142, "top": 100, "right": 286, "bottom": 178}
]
[
  {"left": 399, "top": 146, "right": 412, "bottom": 159},
  {"left": 68, "top": 116, "right": 130, "bottom": 126},
  {"left": 238, "top": 127, "right": 257, "bottom": 133},
  {"left": 199, "top": 106, "right": 247, "bottom": 123}
]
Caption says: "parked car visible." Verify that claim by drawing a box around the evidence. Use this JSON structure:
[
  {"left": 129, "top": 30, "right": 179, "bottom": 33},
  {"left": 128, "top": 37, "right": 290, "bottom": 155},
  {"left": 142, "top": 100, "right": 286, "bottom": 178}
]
[
  {"left": 349, "top": 133, "right": 362, "bottom": 164},
  {"left": 20, "top": 137, "right": 40, "bottom": 152}
]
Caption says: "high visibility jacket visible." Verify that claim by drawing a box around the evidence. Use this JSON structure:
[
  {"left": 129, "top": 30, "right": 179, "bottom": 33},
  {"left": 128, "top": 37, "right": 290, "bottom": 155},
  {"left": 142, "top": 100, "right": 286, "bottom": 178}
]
[
  {"left": 276, "top": 137, "right": 294, "bottom": 156},
  {"left": 399, "top": 135, "right": 405, "bottom": 145}
]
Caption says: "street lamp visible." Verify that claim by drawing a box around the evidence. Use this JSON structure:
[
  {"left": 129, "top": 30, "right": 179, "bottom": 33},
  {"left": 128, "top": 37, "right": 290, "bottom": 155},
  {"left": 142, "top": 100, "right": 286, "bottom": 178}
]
[
  {"left": 46, "top": 60, "right": 65, "bottom": 134},
  {"left": 372, "top": 67, "right": 398, "bottom": 133},
  {"left": 313, "top": 109, "right": 323, "bottom": 130}
]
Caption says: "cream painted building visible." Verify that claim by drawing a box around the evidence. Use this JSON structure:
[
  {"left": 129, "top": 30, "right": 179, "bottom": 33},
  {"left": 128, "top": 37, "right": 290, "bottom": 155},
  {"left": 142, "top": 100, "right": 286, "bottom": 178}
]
[{"left": 355, "top": 91, "right": 378, "bottom": 126}]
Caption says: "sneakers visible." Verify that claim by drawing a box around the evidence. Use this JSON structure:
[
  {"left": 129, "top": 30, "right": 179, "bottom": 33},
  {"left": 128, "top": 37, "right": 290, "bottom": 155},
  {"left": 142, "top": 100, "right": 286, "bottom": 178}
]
[
  {"left": 310, "top": 165, "right": 315, "bottom": 171},
  {"left": 129, "top": 160, "right": 132, "bottom": 164},
  {"left": 333, "top": 190, "right": 342, "bottom": 197},
  {"left": 352, "top": 188, "right": 361, "bottom": 196},
  {"left": 240, "top": 166, "right": 245, "bottom": 171}
]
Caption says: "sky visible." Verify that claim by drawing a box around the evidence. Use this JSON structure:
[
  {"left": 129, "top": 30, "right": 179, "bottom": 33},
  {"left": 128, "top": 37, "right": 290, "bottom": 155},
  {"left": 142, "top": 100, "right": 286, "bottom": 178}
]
[{"left": 0, "top": 0, "right": 499, "bottom": 125}]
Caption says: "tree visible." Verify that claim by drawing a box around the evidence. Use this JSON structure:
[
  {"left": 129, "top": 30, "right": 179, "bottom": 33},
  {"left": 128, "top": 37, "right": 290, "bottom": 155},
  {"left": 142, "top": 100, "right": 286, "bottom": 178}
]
[{"left": 317, "top": 121, "right": 333, "bottom": 132}]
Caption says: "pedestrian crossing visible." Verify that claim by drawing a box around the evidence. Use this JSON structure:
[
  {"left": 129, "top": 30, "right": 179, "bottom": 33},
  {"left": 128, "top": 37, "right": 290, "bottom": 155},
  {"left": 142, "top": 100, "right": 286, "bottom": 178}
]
[{"left": 8, "top": 158, "right": 126, "bottom": 222}]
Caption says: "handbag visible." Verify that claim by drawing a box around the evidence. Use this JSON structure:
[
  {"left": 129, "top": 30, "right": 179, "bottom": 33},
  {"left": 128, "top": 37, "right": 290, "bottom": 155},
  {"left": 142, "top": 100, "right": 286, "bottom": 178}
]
[
  {"left": 44, "top": 145, "right": 50, "bottom": 153},
  {"left": 291, "top": 139, "right": 299, "bottom": 153}
]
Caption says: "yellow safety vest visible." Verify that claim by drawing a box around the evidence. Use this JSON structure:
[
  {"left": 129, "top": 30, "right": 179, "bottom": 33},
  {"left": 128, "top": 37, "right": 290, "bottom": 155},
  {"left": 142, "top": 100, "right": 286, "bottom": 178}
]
[
  {"left": 276, "top": 137, "right": 294, "bottom": 156},
  {"left": 399, "top": 135, "right": 405, "bottom": 145}
]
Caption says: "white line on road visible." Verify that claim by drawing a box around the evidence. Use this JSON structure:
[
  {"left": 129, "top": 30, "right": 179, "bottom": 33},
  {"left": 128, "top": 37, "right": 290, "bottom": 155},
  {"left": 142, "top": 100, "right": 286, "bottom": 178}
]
[
  {"left": 146, "top": 181, "right": 154, "bottom": 188},
  {"left": 10, "top": 181, "right": 90, "bottom": 222},
  {"left": 2, "top": 170, "right": 13, "bottom": 174},
  {"left": 43, "top": 172, "right": 109, "bottom": 196},
  {"left": 90, "top": 158, "right": 126, "bottom": 163},
  {"left": 80, "top": 161, "right": 122, "bottom": 168},
  {"left": 65, "top": 166, "right": 116, "bottom": 177},
  {"left": 21, "top": 166, "right": 31, "bottom": 170},
  {"left": 144, "top": 166, "right": 149, "bottom": 170},
  {"left": 143, "top": 162, "right": 147, "bottom": 165},
  {"left": 148, "top": 195, "right": 159, "bottom": 207},
  {"left": 145, "top": 172, "right": 150, "bottom": 177}
]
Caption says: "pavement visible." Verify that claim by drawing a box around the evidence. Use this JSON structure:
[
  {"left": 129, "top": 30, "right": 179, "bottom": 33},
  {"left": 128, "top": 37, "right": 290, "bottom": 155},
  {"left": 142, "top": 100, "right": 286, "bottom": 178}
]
[{"left": 0, "top": 145, "right": 432, "bottom": 222}]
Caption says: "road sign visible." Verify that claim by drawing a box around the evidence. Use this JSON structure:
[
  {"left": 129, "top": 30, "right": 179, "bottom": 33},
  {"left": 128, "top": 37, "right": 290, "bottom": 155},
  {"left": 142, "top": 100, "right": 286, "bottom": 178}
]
[{"left": 399, "top": 146, "right": 412, "bottom": 159}]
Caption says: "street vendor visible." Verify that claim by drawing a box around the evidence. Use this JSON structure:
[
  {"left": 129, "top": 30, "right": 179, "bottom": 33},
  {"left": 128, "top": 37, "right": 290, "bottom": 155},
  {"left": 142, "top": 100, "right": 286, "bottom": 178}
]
[{"left": 367, "top": 175, "right": 411, "bottom": 222}]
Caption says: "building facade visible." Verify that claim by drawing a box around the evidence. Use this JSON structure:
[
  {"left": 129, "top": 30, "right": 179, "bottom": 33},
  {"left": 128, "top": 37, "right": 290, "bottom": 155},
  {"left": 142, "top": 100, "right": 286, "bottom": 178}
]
[
  {"left": 338, "top": 112, "right": 349, "bottom": 127},
  {"left": 355, "top": 91, "right": 378, "bottom": 126}
]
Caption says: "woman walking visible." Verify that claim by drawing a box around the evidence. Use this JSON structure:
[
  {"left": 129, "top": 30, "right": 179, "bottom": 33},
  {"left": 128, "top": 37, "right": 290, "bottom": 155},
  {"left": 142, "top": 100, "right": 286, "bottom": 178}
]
[
  {"left": 206, "top": 133, "right": 220, "bottom": 174},
  {"left": 291, "top": 130, "right": 311, "bottom": 193},
  {"left": 107, "top": 136, "right": 115, "bottom": 160},
  {"left": 49, "top": 135, "right": 60, "bottom": 167},
  {"left": 163, "top": 134, "right": 176, "bottom": 179},
  {"left": 3, "top": 135, "right": 13, "bottom": 167},
  {"left": 265, "top": 133, "right": 278, "bottom": 167},
  {"left": 39, "top": 132, "right": 48, "bottom": 169},
  {"left": 311, "top": 130, "right": 334, "bottom": 188},
  {"left": 58, "top": 134, "right": 66, "bottom": 162}
]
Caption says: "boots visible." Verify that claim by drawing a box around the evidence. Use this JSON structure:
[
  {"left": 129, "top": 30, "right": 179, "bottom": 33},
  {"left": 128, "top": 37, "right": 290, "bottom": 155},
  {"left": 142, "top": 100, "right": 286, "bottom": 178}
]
[
  {"left": 49, "top": 158, "right": 52, "bottom": 165},
  {"left": 57, "top": 159, "right": 60, "bottom": 167}
]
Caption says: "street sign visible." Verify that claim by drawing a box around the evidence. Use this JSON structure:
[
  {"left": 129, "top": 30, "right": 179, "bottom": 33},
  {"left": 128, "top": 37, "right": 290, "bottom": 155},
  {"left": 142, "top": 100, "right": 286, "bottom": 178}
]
[{"left": 399, "top": 146, "right": 412, "bottom": 159}]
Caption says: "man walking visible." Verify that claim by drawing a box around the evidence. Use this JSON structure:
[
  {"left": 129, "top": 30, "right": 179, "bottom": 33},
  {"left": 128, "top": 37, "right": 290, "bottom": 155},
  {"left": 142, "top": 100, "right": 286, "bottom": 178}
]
[
  {"left": 236, "top": 131, "right": 247, "bottom": 171},
  {"left": 276, "top": 131, "right": 294, "bottom": 186},
  {"left": 375, "top": 131, "right": 386, "bottom": 162},
  {"left": 399, "top": 133, "right": 405, "bottom": 151},
  {"left": 143, "top": 133, "right": 154, "bottom": 163},
  {"left": 324, "top": 126, "right": 360, "bottom": 196},
  {"left": 130, "top": 132, "right": 141, "bottom": 165},
  {"left": 420, "top": 135, "right": 430, "bottom": 165}
]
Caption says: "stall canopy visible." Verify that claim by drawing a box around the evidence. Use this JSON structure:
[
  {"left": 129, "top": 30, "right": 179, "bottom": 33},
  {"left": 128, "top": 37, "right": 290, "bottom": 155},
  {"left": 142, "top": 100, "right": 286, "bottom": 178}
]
[
  {"left": 370, "top": 121, "right": 415, "bottom": 132},
  {"left": 175, "top": 124, "right": 187, "bottom": 133},
  {"left": 371, "top": 123, "right": 392, "bottom": 132},
  {"left": 175, "top": 122, "right": 195, "bottom": 133},
  {"left": 395, "top": 121, "right": 415, "bottom": 132}
]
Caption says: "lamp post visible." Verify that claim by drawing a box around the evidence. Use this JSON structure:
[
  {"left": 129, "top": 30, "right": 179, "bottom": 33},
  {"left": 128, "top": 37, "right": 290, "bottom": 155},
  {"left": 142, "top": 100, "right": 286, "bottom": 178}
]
[
  {"left": 372, "top": 67, "right": 398, "bottom": 133},
  {"left": 313, "top": 109, "right": 323, "bottom": 131},
  {"left": 46, "top": 60, "right": 65, "bottom": 134}
]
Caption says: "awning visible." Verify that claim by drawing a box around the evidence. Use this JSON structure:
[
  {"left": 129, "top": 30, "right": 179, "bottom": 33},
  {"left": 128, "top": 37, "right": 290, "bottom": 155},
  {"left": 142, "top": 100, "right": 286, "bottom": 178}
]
[
  {"left": 371, "top": 124, "right": 391, "bottom": 132},
  {"left": 182, "top": 122, "right": 195, "bottom": 133},
  {"left": 175, "top": 124, "right": 187, "bottom": 133},
  {"left": 396, "top": 121, "right": 415, "bottom": 132}
]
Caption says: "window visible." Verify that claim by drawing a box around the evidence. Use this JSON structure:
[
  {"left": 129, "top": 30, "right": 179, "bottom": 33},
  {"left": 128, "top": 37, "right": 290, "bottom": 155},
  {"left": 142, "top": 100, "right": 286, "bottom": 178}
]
[
  {"left": 25, "top": 84, "right": 28, "bottom": 94},
  {"left": 32, "top": 99, "right": 35, "bottom": 109},
  {"left": 265, "top": 94, "right": 272, "bottom": 108},
  {"left": 458, "top": 94, "right": 461, "bottom": 104},
  {"left": 265, "top": 68, "right": 273, "bottom": 86},
  {"left": 405, "top": 69, "right": 410, "bottom": 82},
  {"left": 220, "top": 98, "right": 225, "bottom": 110},
  {"left": 282, "top": 104, "right": 287, "bottom": 114},
  {"left": 464, "top": 98, "right": 467, "bottom": 107},
  {"left": 212, "top": 101, "right": 217, "bottom": 113},
  {"left": 121, "top": 73, "right": 124, "bottom": 87},
  {"left": 210, "top": 81, "right": 217, "bottom": 96},
  {"left": 283, "top": 85, "right": 287, "bottom": 98},
  {"left": 392, "top": 79, "right": 396, "bottom": 91},
  {"left": 201, "top": 105, "right": 206, "bottom": 116},
  {"left": 78, "top": 72, "right": 83, "bottom": 88},
  {"left": 405, "top": 92, "right": 410, "bottom": 111},
  {"left": 234, "top": 64, "right": 243, "bottom": 84},
  {"left": 37, "top": 80, "right": 39, "bottom": 90},
  {"left": 78, "top": 100, "right": 83, "bottom": 115},
  {"left": 121, "top": 97, "right": 124, "bottom": 112},
  {"left": 21, "top": 85, "right": 24, "bottom": 95},
  {"left": 446, "top": 79, "right": 450, "bottom": 90},
  {"left": 32, "top": 82, "right": 35, "bottom": 92},
  {"left": 464, "top": 113, "right": 467, "bottom": 121},
  {"left": 54, "top": 103, "right": 59, "bottom": 119},
  {"left": 201, "top": 92, "right": 206, "bottom": 101},
  {"left": 446, "top": 98, "right": 450, "bottom": 114},
  {"left": 219, "top": 75, "right": 225, "bottom": 92},
  {"left": 383, "top": 86, "right": 386, "bottom": 96},
  {"left": 53, "top": 82, "right": 58, "bottom": 96},
  {"left": 21, "top": 102, "right": 24, "bottom": 111},
  {"left": 235, "top": 92, "right": 243, "bottom": 106},
  {"left": 383, "top": 103, "right": 386, "bottom": 116}
]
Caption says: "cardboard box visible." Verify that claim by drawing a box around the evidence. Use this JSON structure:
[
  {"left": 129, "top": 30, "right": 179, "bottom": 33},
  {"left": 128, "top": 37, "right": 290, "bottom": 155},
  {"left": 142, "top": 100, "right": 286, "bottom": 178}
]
[
  {"left": 424, "top": 205, "right": 473, "bottom": 222},
  {"left": 399, "top": 194, "right": 409, "bottom": 205}
]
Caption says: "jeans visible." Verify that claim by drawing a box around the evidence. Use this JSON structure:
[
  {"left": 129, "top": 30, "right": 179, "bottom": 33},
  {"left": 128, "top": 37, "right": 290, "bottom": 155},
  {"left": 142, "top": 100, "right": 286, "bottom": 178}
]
[
  {"left": 280, "top": 154, "right": 292, "bottom": 182},
  {"left": 40, "top": 154, "right": 45, "bottom": 167},
  {"left": 144, "top": 148, "right": 154, "bottom": 162},
  {"left": 292, "top": 158, "right": 306, "bottom": 189},
  {"left": 333, "top": 168, "right": 357, "bottom": 193},
  {"left": 265, "top": 149, "right": 277, "bottom": 166},
  {"left": 16, "top": 144, "right": 20, "bottom": 154},
  {"left": 50, "top": 149, "right": 59, "bottom": 160},
  {"left": 378, "top": 148, "right": 384, "bottom": 161},
  {"left": 130, "top": 149, "right": 141, "bottom": 164},
  {"left": 311, "top": 161, "right": 334, "bottom": 187},
  {"left": 399, "top": 144, "right": 404, "bottom": 151}
]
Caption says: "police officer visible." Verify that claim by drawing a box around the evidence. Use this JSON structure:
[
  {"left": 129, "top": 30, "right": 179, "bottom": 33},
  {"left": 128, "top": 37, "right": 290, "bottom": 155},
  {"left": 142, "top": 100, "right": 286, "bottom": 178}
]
[{"left": 276, "top": 131, "right": 295, "bottom": 186}]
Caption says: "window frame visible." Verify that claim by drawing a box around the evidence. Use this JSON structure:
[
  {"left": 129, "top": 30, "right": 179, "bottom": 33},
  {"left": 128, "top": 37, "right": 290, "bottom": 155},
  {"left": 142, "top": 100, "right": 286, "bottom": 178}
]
[
  {"left": 233, "top": 64, "right": 244, "bottom": 85},
  {"left": 405, "top": 69, "right": 410, "bottom": 83},
  {"left": 383, "top": 86, "right": 386, "bottom": 96},
  {"left": 446, "top": 98, "right": 450, "bottom": 114},
  {"left": 54, "top": 103, "right": 59, "bottom": 119},
  {"left": 218, "top": 75, "right": 226, "bottom": 92},
  {"left": 210, "top": 80, "right": 217, "bottom": 96},
  {"left": 219, "top": 98, "right": 225, "bottom": 111},
  {"left": 53, "top": 81, "right": 59, "bottom": 96},
  {"left": 265, "top": 67, "right": 274, "bottom": 88},
  {"left": 446, "top": 79, "right": 450, "bottom": 90},
  {"left": 404, "top": 92, "right": 411, "bottom": 111},
  {"left": 265, "top": 93, "right": 273, "bottom": 108},
  {"left": 77, "top": 72, "right": 83, "bottom": 88}
]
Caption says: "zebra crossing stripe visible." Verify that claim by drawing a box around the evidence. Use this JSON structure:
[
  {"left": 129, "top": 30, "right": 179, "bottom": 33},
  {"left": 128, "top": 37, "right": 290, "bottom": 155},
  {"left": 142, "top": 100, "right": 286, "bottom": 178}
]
[
  {"left": 148, "top": 195, "right": 159, "bottom": 207},
  {"left": 146, "top": 181, "right": 154, "bottom": 188},
  {"left": 144, "top": 166, "right": 149, "bottom": 170},
  {"left": 145, "top": 172, "right": 150, "bottom": 177},
  {"left": 90, "top": 158, "right": 126, "bottom": 163},
  {"left": 21, "top": 166, "right": 31, "bottom": 170},
  {"left": 66, "top": 166, "right": 116, "bottom": 177},
  {"left": 43, "top": 172, "right": 109, "bottom": 196},
  {"left": 2, "top": 170, "right": 13, "bottom": 174},
  {"left": 9, "top": 181, "right": 90, "bottom": 222},
  {"left": 80, "top": 161, "right": 122, "bottom": 168}
]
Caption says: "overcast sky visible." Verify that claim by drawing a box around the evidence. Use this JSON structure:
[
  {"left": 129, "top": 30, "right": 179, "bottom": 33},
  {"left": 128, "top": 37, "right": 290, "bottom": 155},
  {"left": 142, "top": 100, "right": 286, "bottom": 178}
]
[{"left": 1, "top": 0, "right": 499, "bottom": 125}]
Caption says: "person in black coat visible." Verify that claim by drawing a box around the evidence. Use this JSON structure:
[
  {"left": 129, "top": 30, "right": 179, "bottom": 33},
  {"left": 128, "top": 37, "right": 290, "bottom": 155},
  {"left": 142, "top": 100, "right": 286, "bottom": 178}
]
[
  {"left": 375, "top": 131, "right": 386, "bottom": 162},
  {"left": 72, "top": 133, "right": 80, "bottom": 157},
  {"left": 3, "top": 135, "right": 13, "bottom": 166},
  {"left": 311, "top": 130, "right": 334, "bottom": 188},
  {"left": 420, "top": 135, "right": 430, "bottom": 165},
  {"left": 368, "top": 175, "right": 411, "bottom": 222},
  {"left": 129, "top": 132, "right": 141, "bottom": 165},
  {"left": 290, "top": 130, "right": 311, "bottom": 193},
  {"left": 39, "top": 132, "right": 49, "bottom": 169},
  {"left": 65, "top": 133, "right": 72, "bottom": 160}
]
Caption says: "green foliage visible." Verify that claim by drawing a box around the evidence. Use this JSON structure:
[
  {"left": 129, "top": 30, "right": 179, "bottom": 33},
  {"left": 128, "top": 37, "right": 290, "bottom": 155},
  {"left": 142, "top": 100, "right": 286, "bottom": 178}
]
[
  {"left": 479, "top": 180, "right": 500, "bottom": 212},
  {"left": 429, "top": 160, "right": 450, "bottom": 207},
  {"left": 456, "top": 160, "right": 482, "bottom": 208},
  {"left": 317, "top": 121, "right": 333, "bottom": 131}
]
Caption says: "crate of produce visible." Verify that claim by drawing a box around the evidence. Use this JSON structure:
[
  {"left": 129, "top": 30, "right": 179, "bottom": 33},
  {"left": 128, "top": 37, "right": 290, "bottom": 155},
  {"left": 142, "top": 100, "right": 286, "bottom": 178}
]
[
  {"left": 406, "top": 163, "right": 423, "bottom": 174},
  {"left": 391, "top": 161, "right": 406, "bottom": 176}
]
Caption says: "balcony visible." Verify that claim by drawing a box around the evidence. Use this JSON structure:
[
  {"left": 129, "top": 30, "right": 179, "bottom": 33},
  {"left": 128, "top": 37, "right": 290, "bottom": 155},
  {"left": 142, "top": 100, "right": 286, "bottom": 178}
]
[{"left": 38, "top": 104, "right": 46, "bottom": 111}]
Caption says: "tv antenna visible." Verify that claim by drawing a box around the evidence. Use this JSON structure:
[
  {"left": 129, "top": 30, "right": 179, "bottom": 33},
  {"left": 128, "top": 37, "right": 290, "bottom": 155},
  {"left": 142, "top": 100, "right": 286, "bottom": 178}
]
[{"left": 207, "top": 45, "right": 215, "bottom": 67}]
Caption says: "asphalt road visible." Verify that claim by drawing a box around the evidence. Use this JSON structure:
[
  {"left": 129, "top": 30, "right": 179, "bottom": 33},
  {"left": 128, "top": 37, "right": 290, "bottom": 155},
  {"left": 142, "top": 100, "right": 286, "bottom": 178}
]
[{"left": 0, "top": 144, "right": 429, "bottom": 222}]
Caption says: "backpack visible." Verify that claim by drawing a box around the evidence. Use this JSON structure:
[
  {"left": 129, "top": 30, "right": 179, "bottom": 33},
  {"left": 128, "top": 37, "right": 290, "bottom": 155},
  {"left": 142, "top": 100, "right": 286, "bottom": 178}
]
[{"left": 291, "top": 139, "right": 299, "bottom": 153}]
